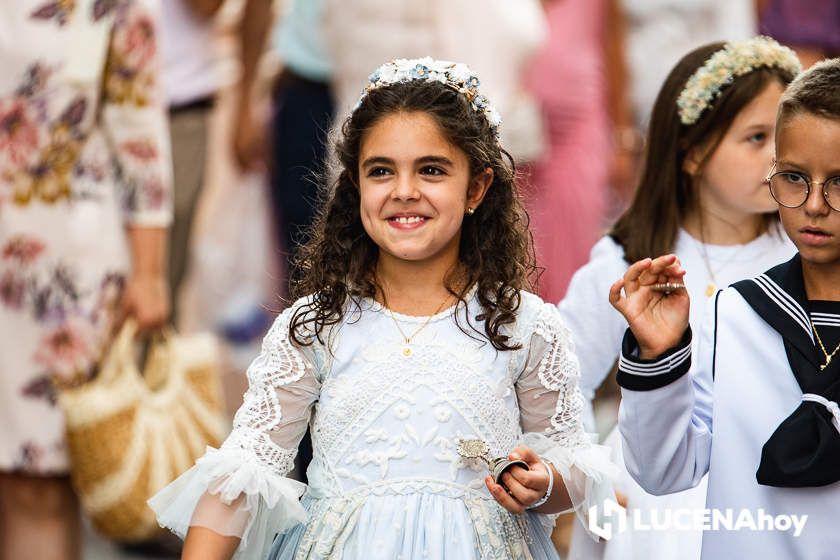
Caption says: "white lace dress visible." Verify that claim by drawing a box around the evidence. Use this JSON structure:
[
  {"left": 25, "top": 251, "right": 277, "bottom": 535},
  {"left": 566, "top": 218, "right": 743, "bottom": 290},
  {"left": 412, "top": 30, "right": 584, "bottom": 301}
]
[{"left": 150, "top": 289, "right": 616, "bottom": 559}]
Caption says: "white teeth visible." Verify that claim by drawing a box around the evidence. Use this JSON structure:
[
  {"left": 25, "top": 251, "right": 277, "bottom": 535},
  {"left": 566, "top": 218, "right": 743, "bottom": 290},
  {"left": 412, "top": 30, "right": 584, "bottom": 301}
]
[{"left": 394, "top": 216, "right": 424, "bottom": 224}]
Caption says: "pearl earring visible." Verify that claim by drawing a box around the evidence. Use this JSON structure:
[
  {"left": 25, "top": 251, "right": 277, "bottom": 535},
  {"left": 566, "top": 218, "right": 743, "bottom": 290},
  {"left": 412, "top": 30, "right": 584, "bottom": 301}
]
[{"left": 466, "top": 207, "right": 475, "bottom": 215}]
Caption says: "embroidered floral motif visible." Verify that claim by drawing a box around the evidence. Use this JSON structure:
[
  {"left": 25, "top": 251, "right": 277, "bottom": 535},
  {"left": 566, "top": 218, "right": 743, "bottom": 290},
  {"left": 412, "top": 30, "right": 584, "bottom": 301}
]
[
  {"left": 0, "top": 99, "right": 40, "bottom": 169},
  {"left": 103, "top": 8, "right": 158, "bottom": 107},
  {"left": 92, "top": 0, "right": 120, "bottom": 21},
  {"left": 30, "top": 0, "right": 76, "bottom": 26},
  {"left": 2, "top": 235, "right": 125, "bottom": 397}
]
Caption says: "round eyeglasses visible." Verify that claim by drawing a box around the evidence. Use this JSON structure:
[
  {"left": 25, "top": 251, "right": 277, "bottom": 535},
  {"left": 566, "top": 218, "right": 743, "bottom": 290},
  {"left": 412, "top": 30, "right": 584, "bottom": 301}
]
[{"left": 767, "top": 164, "right": 840, "bottom": 212}]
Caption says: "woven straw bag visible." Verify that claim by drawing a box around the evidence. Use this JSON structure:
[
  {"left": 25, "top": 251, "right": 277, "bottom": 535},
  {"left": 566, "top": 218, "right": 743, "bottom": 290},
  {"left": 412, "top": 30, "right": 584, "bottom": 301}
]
[{"left": 58, "top": 320, "right": 226, "bottom": 542}]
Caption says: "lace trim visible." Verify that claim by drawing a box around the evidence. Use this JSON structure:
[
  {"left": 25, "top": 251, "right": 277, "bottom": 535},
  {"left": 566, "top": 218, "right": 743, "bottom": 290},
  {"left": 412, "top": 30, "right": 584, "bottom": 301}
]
[
  {"left": 225, "top": 305, "right": 311, "bottom": 476},
  {"left": 531, "top": 303, "right": 591, "bottom": 450}
]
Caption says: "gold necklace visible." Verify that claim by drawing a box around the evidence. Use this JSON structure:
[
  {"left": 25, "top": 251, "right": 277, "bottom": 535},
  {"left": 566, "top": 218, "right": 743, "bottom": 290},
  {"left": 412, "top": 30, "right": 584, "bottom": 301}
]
[
  {"left": 694, "top": 236, "right": 749, "bottom": 298},
  {"left": 809, "top": 318, "right": 840, "bottom": 371},
  {"left": 382, "top": 292, "right": 452, "bottom": 357}
]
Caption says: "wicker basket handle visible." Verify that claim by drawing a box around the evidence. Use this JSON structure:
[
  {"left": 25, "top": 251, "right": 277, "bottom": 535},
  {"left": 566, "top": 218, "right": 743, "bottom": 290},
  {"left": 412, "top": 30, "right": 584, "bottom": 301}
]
[{"left": 97, "top": 319, "right": 141, "bottom": 384}]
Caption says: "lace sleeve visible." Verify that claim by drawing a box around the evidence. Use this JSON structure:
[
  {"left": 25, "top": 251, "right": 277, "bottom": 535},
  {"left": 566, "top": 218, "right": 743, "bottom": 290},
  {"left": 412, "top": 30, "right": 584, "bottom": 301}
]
[
  {"left": 515, "top": 302, "right": 618, "bottom": 539},
  {"left": 149, "top": 302, "right": 321, "bottom": 559}
]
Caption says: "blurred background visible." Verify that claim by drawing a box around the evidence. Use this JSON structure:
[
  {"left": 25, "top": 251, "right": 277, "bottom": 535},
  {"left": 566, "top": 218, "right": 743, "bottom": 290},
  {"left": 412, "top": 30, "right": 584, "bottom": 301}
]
[{"left": 2, "top": 0, "right": 839, "bottom": 558}]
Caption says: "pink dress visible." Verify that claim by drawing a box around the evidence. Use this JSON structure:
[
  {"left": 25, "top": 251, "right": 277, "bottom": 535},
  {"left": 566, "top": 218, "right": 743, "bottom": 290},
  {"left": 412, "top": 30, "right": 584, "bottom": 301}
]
[{"left": 523, "top": 0, "right": 610, "bottom": 302}]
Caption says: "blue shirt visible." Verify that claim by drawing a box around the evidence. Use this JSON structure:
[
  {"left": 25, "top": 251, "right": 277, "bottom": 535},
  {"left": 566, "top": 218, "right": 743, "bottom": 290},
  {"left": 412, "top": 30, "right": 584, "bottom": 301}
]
[{"left": 272, "top": 0, "right": 331, "bottom": 82}]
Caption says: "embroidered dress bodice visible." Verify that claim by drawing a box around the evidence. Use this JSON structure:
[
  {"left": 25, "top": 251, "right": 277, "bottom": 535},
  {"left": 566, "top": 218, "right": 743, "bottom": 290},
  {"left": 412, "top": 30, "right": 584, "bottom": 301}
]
[{"left": 150, "top": 289, "right": 616, "bottom": 559}]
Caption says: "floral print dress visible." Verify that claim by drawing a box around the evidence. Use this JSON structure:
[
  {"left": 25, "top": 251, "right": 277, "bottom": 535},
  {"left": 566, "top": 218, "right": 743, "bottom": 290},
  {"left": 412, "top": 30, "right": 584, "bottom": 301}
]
[{"left": 0, "top": 0, "right": 171, "bottom": 475}]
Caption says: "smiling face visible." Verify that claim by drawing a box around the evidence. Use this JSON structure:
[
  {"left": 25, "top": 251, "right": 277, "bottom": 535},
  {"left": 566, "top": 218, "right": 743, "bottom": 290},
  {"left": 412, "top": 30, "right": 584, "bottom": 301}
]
[
  {"left": 775, "top": 112, "right": 840, "bottom": 268},
  {"left": 689, "top": 80, "right": 785, "bottom": 219},
  {"left": 358, "top": 110, "right": 491, "bottom": 271}
]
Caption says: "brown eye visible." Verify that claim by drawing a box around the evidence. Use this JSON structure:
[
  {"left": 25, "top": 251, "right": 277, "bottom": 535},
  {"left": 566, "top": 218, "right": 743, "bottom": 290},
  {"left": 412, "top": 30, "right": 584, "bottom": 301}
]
[
  {"left": 420, "top": 166, "right": 445, "bottom": 176},
  {"left": 778, "top": 172, "right": 806, "bottom": 186},
  {"left": 368, "top": 167, "right": 391, "bottom": 177}
]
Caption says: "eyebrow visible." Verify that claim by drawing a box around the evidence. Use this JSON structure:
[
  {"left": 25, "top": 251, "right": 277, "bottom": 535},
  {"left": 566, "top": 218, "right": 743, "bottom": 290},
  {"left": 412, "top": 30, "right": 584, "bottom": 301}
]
[
  {"left": 776, "top": 160, "right": 840, "bottom": 177},
  {"left": 775, "top": 159, "right": 805, "bottom": 170},
  {"left": 360, "top": 155, "right": 455, "bottom": 168},
  {"left": 741, "top": 123, "right": 771, "bottom": 133}
]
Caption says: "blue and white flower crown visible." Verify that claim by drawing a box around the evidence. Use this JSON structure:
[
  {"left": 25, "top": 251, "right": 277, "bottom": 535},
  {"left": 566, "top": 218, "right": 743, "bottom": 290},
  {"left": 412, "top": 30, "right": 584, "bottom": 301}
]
[
  {"left": 355, "top": 57, "right": 502, "bottom": 139},
  {"left": 677, "top": 36, "right": 801, "bottom": 126}
]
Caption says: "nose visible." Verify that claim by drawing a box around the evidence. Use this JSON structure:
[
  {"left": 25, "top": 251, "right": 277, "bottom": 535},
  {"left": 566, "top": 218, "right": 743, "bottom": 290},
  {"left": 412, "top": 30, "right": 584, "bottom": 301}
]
[
  {"left": 391, "top": 173, "right": 420, "bottom": 202},
  {"left": 804, "top": 181, "right": 831, "bottom": 217}
]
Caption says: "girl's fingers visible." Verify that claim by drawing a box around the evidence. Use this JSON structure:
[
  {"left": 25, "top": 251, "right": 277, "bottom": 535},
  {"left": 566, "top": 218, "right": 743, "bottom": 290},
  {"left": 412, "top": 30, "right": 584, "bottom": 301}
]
[
  {"left": 500, "top": 471, "right": 542, "bottom": 505},
  {"left": 485, "top": 476, "right": 524, "bottom": 514},
  {"left": 509, "top": 446, "right": 540, "bottom": 467}
]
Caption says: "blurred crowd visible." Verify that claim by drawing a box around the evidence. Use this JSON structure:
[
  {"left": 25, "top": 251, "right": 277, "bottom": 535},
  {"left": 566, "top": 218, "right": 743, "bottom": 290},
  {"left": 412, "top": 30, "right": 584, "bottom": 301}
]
[{"left": 1, "top": 0, "right": 838, "bottom": 558}]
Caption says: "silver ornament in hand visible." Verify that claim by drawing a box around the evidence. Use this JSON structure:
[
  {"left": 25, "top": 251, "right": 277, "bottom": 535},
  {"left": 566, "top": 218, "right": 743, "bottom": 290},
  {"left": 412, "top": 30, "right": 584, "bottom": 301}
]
[{"left": 456, "top": 438, "right": 529, "bottom": 484}]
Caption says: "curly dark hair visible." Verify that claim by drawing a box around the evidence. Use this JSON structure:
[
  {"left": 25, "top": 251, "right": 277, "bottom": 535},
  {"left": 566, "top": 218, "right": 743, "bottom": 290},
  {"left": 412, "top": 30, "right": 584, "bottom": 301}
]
[{"left": 288, "top": 79, "right": 536, "bottom": 351}]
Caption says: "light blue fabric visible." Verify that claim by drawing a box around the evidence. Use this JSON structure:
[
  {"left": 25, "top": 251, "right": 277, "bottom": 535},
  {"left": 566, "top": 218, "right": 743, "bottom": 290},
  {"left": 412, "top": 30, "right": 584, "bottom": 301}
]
[
  {"left": 271, "top": 0, "right": 331, "bottom": 82},
  {"left": 266, "top": 494, "right": 561, "bottom": 560}
]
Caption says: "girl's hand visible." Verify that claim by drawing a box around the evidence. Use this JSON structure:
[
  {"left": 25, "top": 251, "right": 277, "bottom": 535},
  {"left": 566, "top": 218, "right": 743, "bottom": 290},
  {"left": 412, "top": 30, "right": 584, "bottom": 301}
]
[
  {"left": 120, "top": 274, "right": 169, "bottom": 332},
  {"left": 485, "top": 446, "right": 549, "bottom": 514},
  {"left": 608, "top": 254, "right": 689, "bottom": 358}
]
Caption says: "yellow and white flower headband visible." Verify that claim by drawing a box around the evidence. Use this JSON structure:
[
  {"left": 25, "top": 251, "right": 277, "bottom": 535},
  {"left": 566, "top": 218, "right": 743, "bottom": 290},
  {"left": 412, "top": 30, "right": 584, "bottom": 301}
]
[
  {"left": 677, "top": 36, "right": 801, "bottom": 126},
  {"left": 355, "top": 57, "right": 502, "bottom": 139}
]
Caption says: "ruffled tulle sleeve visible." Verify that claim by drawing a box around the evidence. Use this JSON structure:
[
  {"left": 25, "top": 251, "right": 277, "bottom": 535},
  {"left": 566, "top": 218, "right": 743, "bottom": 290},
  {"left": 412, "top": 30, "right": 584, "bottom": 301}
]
[
  {"left": 148, "top": 301, "right": 321, "bottom": 559},
  {"left": 515, "top": 301, "right": 619, "bottom": 540}
]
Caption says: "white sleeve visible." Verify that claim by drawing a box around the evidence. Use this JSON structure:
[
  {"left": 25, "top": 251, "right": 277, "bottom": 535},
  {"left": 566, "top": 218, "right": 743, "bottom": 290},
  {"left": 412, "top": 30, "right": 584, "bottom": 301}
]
[
  {"left": 148, "top": 303, "right": 321, "bottom": 559},
  {"left": 558, "top": 238, "right": 629, "bottom": 431},
  {"left": 616, "top": 296, "right": 717, "bottom": 495},
  {"left": 516, "top": 302, "right": 619, "bottom": 540}
]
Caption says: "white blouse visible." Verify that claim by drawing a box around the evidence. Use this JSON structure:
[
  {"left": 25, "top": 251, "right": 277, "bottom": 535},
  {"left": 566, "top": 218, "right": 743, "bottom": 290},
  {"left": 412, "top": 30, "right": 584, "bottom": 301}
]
[{"left": 150, "top": 289, "right": 617, "bottom": 559}]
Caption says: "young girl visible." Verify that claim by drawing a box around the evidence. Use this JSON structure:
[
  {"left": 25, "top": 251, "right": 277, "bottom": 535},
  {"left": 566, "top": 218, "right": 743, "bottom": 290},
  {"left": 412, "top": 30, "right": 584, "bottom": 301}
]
[
  {"left": 610, "top": 58, "right": 840, "bottom": 559},
  {"left": 149, "top": 57, "right": 616, "bottom": 560},
  {"left": 560, "top": 37, "right": 800, "bottom": 560}
]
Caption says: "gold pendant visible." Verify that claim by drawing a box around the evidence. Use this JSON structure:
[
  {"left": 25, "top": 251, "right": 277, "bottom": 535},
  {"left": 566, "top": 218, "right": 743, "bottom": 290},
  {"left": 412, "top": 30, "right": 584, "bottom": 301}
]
[
  {"left": 402, "top": 347, "right": 412, "bottom": 357},
  {"left": 705, "top": 283, "right": 716, "bottom": 297}
]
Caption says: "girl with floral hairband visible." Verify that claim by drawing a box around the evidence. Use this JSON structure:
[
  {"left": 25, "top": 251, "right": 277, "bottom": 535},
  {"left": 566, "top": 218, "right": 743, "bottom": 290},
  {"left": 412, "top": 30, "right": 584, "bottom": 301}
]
[
  {"left": 560, "top": 37, "right": 800, "bottom": 560},
  {"left": 149, "top": 57, "right": 617, "bottom": 560}
]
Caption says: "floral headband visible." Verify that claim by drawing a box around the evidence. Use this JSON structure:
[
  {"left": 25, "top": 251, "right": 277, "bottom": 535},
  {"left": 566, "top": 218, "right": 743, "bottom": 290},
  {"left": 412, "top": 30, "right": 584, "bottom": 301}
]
[
  {"left": 355, "top": 57, "right": 502, "bottom": 139},
  {"left": 677, "top": 36, "right": 801, "bottom": 126}
]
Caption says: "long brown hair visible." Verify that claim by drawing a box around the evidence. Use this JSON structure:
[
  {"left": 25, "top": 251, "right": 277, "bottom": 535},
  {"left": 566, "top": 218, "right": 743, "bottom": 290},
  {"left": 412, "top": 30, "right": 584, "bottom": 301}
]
[
  {"left": 611, "top": 42, "right": 798, "bottom": 263},
  {"left": 288, "top": 80, "right": 536, "bottom": 350}
]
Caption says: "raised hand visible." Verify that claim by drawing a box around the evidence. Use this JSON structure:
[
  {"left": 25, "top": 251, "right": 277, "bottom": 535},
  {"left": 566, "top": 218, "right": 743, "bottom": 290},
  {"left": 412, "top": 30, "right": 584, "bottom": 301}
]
[{"left": 608, "top": 254, "right": 689, "bottom": 359}]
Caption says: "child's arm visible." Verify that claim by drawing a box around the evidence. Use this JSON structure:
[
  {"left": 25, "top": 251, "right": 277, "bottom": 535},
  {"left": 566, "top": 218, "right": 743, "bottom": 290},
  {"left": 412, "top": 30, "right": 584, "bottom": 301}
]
[
  {"left": 508, "top": 299, "right": 619, "bottom": 539},
  {"left": 609, "top": 255, "right": 714, "bottom": 494},
  {"left": 148, "top": 302, "right": 321, "bottom": 560}
]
